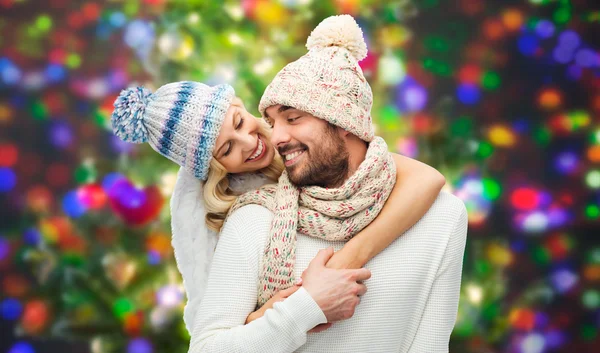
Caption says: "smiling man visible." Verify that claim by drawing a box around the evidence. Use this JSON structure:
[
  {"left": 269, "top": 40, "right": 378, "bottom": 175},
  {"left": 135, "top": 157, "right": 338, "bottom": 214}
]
[{"left": 188, "top": 15, "right": 467, "bottom": 353}]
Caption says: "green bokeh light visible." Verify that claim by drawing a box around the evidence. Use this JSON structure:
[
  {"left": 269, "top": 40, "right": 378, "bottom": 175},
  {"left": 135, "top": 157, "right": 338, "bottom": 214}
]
[
  {"left": 533, "top": 127, "right": 551, "bottom": 146},
  {"left": 477, "top": 142, "right": 494, "bottom": 159},
  {"left": 581, "top": 324, "right": 597, "bottom": 341},
  {"left": 74, "top": 164, "right": 97, "bottom": 184},
  {"left": 113, "top": 298, "right": 134, "bottom": 320},
  {"left": 532, "top": 246, "right": 551, "bottom": 265},
  {"left": 482, "top": 178, "right": 502, "bottom": 200},
  {"left": 451, "top": 116, "right": 473, "bottom": 137},
  {"left": 585, "top": 204, "right": 599, "bottom": 219},
  {"left": 588, "top": 248, "right": 600, "bottom": 264},
  {"left": 482, "top": 71, "right": 501, "bottom": 90},
  {"left": 30, "top": 101, "right": 48, "bottom": 121},
  {"left": 582, "top": 290, "right": 600, "bottom": 310},
  {"left": 66, "top": 54, "right": 82, "bottom": 69},
  {"left": 424, "top": 36, "right": 449, "bottom": 53},
  {"left": 36, "top": 14, "right": 52, "bottom": 32},
  {"left": 554, "top": 7, "right": 572, "bottom": 24}
]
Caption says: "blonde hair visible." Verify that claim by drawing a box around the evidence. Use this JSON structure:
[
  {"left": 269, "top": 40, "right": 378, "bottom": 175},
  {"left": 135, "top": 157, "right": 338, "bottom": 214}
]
[{"left": 204, "top": 118, "right": 284, "bottom": 232}]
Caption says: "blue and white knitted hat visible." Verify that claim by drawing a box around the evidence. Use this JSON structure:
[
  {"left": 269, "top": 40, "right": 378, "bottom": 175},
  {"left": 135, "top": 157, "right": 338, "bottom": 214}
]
[{"left": 111, "top": 81, "right": 235, "bottom": 180}]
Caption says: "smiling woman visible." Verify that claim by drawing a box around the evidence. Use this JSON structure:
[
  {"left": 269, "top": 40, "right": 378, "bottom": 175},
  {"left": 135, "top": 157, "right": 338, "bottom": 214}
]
[{"left": 212, "top": 97, "right": 276, "bottom": 173}]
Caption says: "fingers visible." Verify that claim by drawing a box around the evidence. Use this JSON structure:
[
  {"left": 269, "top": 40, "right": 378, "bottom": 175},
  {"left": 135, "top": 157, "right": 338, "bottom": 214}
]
[
  {"left": 347, "top": 268, "right": 371, "bottom": 282},
  {"left": 309, "top": 247, "right": 335, "bottom": 267},
  {"left": 356, "top": 283, "right": 367, "bottom": 297}
]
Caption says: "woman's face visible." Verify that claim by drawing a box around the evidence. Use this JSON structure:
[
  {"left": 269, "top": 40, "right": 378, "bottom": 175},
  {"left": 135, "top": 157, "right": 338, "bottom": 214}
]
[{"left": 213, "top": 97, "right": 275, "bottom": 174}]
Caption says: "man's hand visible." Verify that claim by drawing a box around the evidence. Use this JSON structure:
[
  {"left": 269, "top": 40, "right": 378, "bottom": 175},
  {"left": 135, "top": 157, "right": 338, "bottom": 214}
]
[{"left": 301, "top": 247, "right": 371, "bottom": 323}]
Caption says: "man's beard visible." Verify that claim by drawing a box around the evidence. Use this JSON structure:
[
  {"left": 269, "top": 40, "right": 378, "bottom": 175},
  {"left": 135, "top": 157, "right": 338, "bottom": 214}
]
[{"left": 280, "top": 124, "right": 349, "bottom": 188}]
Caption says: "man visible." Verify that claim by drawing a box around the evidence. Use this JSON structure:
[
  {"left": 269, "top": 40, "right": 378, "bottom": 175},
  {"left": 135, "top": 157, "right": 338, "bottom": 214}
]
[{"left": 188, "top": 15, "right": 467, "bottom": 353}]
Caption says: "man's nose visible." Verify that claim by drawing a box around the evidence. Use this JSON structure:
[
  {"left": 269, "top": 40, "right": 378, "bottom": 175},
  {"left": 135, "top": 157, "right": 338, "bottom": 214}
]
[{"left": 270, "top": 121, "right": 291, "bottom": 148}]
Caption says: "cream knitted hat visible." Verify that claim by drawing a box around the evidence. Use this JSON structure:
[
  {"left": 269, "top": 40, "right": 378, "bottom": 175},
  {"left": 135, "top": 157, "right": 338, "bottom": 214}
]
[{"left": 259, "top": 14, "right": 374, "bottom": 142}]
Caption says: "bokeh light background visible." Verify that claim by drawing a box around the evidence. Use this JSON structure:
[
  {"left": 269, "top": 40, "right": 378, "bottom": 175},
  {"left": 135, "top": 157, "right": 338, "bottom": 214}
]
[{"left": 1, "top": 0, "right": 599, "bottom": 352}]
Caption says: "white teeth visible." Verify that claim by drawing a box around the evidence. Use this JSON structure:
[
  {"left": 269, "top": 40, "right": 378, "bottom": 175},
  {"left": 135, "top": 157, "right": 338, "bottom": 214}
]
[
  {"left": 285, "top": 151, "right": 303, "bottom": 161},
  {"left": 248, "top": 138, "right": 264, "bottom": 161}
]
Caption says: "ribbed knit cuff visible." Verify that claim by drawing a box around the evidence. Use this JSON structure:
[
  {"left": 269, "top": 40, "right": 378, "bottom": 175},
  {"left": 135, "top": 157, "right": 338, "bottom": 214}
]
[{"left": 275, "top": 286, "right": 327, "bottom": 333}]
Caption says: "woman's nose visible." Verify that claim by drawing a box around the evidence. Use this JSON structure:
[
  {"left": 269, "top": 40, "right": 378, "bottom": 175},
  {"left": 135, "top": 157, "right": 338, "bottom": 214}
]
[{"left": 241, "top": 132, "right": 256, "bottom": 152}]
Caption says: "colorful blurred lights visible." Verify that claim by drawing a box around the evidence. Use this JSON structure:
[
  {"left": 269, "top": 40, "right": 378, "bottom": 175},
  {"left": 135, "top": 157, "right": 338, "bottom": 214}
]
[
  {"left": 517, "top": 33, "right": 539, "bottom": 56},
  {"left": 0, "top": 237, "right": 8, "bottom": 261},
  {"left": 511, "top": 188, "right": 540, "bottom": 211},
  {"left": 551, "top": 268, "right": 578, "bottom": 293},
  {"left": 538, "top": 88, "right": 562, "bottom": 110},
  {"left": 558, "top": 30, "right": 580, "bottom": 49},
  {"left": 395, "top": 77, "right": 428, "bottom": 112},
  {"left": 1, "top": 298, "right": 23, "bottom": 320},
  {"left": 0, "top": 167, "right": 17, "bottom": 192},
  {"left": 554, "top": 151, "right": 579, "bottom": 174},
  {"left": 521, "top": 333, "right": 545, "bottom": 353},
  {"left": 0, "top": 58, "right": 22, "bottom": 85},
  {"left": 585, "top": 170, "right": 600, "bottom": 189},
  {"left": 457, "top": 83, "right": 481, "bottom": 105},
  {"left": 127, "top": 338, "right": 153, "bottom": 353},
  {"left": 466, "top": 283, "right": 483, "bottom": 305},
  {"left": 574, "top": 48, "right": 598, "bottom": 68},
  {"left": 522, "top": 211, "right": 549, "bottom": 233},
  {"left": 8, "top": 342, "right": 35, "bottom": 353},
  {"left": 156, "top": 285, "right": 183, "bottom": 308},
  {"left": 488, "top": 125, "right": 516, "bottom": 147},
  {"left": 49, "top": 121, "right": 74, "bottom": 149},
  {"left": 62, "top": 190, "right": 89, "bottom": 218},
  {"left": 553, "top": 46, "right": 574, "bottom": 64},
  {"left": 535, "top": 20, "right": 555, "bottom": 38}
]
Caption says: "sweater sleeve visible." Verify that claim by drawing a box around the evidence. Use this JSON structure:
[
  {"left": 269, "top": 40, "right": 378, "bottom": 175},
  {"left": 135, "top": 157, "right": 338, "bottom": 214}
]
[
  {"left": 188, "top": 205, "right": 327, "bottom": 353},
  {"left": 170, "top": 167, "right": 219, "bottom": 334},
  {"left": 406, "top": 203, "right": 468, "bottom": 353}
]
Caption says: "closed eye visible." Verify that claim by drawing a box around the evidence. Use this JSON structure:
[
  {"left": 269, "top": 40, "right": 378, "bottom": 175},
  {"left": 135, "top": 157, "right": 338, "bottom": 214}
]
[
  {"left": 236, "top": 114, "right": 244, "bottom": 130},
  {"left": 223, "top": 142, "right": 232, "bottom": 157},
  {"left": 287, "top": 116, "right": 301, "bottom": 123}
]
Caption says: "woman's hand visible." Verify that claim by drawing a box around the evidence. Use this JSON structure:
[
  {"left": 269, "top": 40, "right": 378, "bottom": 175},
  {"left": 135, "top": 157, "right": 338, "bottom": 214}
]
[
  {"left": 245, "top": 284, "right": 302, "bottom": 324},
  {"left": 324, "top": 245, "right": 367, "bottom": 270}
]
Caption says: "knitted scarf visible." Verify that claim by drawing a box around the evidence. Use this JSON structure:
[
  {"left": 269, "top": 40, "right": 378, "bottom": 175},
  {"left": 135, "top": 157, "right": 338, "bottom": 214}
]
[{"left": 228, "top": 137, "right": 396, "bottom": 306}]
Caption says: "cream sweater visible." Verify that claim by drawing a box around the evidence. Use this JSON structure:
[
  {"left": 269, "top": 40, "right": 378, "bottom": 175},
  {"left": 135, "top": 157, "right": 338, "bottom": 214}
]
[{"left": 188, "top": 191, "right": 468, "bottom": 353}]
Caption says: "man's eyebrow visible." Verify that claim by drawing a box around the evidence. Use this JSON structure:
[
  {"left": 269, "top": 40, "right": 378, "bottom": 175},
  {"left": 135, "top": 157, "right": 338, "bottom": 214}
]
[{"left": 264, "top": 105, "right": 292, "bottom": 121}]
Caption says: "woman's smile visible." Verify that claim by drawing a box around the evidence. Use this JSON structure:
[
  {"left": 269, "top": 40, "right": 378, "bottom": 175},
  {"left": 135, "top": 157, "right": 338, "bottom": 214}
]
[{"left": 246, "top": 135, "right": 267, "bottom": 163}]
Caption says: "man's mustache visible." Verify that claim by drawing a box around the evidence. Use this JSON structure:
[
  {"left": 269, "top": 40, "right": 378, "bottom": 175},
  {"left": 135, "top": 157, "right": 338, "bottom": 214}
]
[{"left": 278, "top": 143, "right": 308, "bottom": 156}]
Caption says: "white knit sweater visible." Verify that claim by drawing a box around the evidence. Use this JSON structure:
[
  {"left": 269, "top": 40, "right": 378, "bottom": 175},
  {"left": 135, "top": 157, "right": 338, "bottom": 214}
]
[{"left": 187, "top": 191, "right": 468, "bottom": 353}]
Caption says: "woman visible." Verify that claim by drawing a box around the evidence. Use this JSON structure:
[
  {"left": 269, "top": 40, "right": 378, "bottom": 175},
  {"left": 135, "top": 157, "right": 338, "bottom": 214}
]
[{"left": 111, "top": 81, "right": 445, "bottom": 334}]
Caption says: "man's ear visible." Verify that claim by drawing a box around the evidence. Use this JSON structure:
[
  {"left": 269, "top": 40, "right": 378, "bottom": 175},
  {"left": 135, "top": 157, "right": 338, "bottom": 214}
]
[{"left": 337, "top": 126, "right": 351, "bottom": 138}]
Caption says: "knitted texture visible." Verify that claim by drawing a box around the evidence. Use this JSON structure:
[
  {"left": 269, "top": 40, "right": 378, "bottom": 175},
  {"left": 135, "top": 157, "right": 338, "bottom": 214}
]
[
  {"left": 111, "top": 81, "right": 235, "bottom": 181},
  {"left": 229, "top": 137, "right": 396, "bottom": 306},
  {"left": 259, "top": 14, "right": 374, "bottom": 142},
  {"left": 189, "top": 193, "right": 468, "bottom": 352}
]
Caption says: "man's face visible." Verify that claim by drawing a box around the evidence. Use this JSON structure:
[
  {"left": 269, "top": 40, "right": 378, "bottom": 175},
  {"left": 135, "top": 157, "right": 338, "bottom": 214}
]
[{"left": 265, "top": 105, "right": 349, "bottom": 187}]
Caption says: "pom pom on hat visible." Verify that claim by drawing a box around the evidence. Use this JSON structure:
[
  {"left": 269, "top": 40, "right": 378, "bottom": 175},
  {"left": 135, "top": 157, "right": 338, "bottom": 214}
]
[
  {"left": 306, "top": 14, "right": 368, "bottom": 61},
  {"left": 111, "top": 86, "right": 153, "bottom": 144}
]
